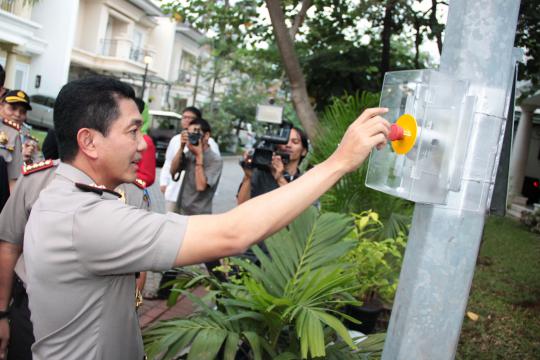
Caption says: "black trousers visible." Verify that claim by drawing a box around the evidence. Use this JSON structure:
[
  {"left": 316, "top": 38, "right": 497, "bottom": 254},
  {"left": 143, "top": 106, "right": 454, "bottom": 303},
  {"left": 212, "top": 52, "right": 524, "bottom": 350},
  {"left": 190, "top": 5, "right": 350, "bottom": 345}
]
[
  {"left": 0, "top": 157, "right": 9, "bottom": 212},
  {"left": 7, "top": 277, "right": 34, "bottom": 360}
]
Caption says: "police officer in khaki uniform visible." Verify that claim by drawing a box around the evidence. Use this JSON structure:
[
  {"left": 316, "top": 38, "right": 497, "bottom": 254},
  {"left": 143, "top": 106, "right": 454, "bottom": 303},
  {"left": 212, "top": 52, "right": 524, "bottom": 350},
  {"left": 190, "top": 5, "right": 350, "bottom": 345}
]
[
  {"left": 0, "top": 90, "right": 32, "bottom": 201},
  {"left": 0, "top": 118, "right": 22, "bottom": 196},
  {"left": 22, "top": 76, "right": 389, "bottom": 360},
  {"left": 0, "top": 158, "right": 150, "bottom": 360}
]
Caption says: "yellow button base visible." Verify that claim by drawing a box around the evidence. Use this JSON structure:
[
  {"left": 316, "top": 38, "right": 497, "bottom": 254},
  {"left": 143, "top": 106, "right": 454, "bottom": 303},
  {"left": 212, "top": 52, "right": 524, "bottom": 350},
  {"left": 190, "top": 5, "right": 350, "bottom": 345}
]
[{"left": 391, "top": 114, "right": 418, "bottom": 155}]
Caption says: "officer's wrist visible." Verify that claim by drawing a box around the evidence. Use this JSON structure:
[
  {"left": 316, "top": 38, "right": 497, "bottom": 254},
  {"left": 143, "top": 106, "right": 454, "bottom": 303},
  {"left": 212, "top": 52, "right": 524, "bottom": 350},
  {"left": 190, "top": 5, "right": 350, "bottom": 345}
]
[{"left": 0, "top": 309, "right": 10, "bottom": 319}]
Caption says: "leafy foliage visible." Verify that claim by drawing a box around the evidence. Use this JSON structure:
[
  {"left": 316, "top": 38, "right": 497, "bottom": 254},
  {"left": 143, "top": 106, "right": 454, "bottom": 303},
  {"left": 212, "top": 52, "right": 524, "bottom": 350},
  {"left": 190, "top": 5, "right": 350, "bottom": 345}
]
[
  {"left": 162, "top": 1, "right": 449, "bottom": 120},
  {"left": 309, "top": 92, "right": 413, "bottom": 237},
  {"left": 144, "top": 208, "right": 385, "bottom": 359},
  {"left": 161, "top": 1, "right": 261, "bottom": 50},
  {"left": 516, "top": 0, "right": 540, "bottom": 99},
  {"left": 345, "top": 211, "right": 407, "bottom": 305},
  {"left": 298, "top": 0, "right": 440, "bottom": 109},
  {"left": 201, "top": 79, "right": 266, "bottom": 151}
]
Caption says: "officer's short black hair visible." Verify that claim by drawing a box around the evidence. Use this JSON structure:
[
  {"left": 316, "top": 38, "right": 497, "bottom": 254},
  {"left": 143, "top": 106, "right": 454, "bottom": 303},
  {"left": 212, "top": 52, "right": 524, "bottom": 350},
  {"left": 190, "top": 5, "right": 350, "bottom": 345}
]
[
  {"left": 54, "top": 76, "right": 136, "bottom": 162},
  {"left": 134, "top": 97, "right": 145, "bottom": 114},
  {"left": 0, "top": 64, "right": 5, "bottom": 87},
  {"left": 182, "top": 106, "right": 202, "bottom": 119},
  {"left": 189, "top": 118, "right": 211, "bottom": 134},
  {"left": 42, "top": 129, "right": 59, "bottom": 160}
]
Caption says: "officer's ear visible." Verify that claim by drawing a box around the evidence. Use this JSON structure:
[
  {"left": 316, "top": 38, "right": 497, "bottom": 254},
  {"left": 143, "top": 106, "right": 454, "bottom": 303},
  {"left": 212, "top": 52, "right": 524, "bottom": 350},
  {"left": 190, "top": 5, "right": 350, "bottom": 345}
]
[{"left": 77, "top": 128, "right": 99, "bottom": 160}]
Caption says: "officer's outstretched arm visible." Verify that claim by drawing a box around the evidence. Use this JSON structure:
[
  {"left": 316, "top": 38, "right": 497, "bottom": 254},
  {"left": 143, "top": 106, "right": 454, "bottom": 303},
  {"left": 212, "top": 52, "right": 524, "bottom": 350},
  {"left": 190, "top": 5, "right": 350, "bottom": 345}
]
[{"left": 174, "top": 108, "right": 390, "bottom": 267}]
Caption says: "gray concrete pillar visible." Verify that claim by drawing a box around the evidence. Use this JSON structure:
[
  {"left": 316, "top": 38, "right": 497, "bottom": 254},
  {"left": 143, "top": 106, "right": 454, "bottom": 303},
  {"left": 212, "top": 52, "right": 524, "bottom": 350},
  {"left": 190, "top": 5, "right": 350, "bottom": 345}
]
[
  {"left": 382, "top": 0, "right": 521, "bottom": 359},
  {"left": 4, "top": 51, "right": 17, "bottom": 89},
  {"left": 509, "top": 105, "right": 535, "bottom": 199}
]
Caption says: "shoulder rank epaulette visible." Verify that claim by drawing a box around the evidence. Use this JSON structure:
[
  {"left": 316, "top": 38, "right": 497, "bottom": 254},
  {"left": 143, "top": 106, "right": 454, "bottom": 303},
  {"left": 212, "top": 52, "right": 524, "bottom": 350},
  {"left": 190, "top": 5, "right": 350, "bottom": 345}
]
[
  {"left": 133, "top": 178, "right": 147, "bottom": 189},
  {"left": 75, "top": 183, "right": 122, "bottom": 198},
  {"left": 22, "top": 159, "right": 56, "bottom": 176},
  {"left": 2, "top": 118, "right": 21, "bottom": 132}
]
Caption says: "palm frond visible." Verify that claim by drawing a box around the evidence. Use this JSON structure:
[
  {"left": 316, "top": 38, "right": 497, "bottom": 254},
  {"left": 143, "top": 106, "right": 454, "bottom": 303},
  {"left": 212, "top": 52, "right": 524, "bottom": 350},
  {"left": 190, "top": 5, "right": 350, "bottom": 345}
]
[
  {"left": 144, "top": 208, "right": 370, "bottom": 359},
  {"left": 325, "top": 332, "right": 386, "bottom": 360}
]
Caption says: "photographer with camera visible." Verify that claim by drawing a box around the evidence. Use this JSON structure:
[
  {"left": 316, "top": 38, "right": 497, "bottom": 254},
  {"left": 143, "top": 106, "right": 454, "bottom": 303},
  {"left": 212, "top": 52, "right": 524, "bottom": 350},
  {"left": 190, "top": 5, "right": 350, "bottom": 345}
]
[
  {"left": 160, "top": 107, "right": 220, "bottom": 213},
  {"left": 237, "top": 125, "right": 308, "bottom": 205},
  {"left": 170, "top": 118, "right": 224, "bottom": 280},
  {"left": 170, "top": 118, "right": 223, "bottom": 216}
]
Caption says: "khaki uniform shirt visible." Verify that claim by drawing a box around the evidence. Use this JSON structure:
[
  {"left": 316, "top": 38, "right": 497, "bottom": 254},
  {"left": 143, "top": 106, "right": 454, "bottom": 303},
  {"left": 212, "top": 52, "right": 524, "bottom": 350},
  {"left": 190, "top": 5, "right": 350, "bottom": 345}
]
[
  {"left": 23, "top": 163, "right": 186, "bottom": 360},
  {"left": 0, "top": 160, "right": 150, "bottom": 283},
  {"left": 0, "top": 118, "right": 23, "bottom": 180}
]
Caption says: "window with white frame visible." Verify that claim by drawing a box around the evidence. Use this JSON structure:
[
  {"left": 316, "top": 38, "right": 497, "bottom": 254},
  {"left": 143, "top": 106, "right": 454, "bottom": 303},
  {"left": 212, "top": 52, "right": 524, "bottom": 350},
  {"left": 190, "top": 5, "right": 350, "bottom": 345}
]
[{"left": 14, "top": 63, "right": 30, "bottom": 90}]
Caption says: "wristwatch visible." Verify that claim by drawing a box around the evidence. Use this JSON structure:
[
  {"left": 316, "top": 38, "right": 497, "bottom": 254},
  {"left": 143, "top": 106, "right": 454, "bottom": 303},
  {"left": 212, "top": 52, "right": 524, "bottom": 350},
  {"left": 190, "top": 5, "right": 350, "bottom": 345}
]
[{"left": 0, "top": 310, "right": 9, "bottom": 319}]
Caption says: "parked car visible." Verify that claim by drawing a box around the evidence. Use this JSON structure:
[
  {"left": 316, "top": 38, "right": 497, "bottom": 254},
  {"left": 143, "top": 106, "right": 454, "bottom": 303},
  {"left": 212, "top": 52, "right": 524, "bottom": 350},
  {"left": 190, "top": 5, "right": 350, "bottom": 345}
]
[
  {"left": 26, "top": 95, "right": 55, "bottom": 129},
  {"left": 147, "top": 110, "right": 183, "bottom": 167}
]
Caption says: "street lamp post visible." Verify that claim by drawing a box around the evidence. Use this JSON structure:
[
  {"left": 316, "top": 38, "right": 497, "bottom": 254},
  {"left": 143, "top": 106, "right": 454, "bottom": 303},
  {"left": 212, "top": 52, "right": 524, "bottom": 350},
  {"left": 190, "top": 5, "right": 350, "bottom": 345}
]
[{"left": 141, "top": 54, "right": 152, "bottom": 99}]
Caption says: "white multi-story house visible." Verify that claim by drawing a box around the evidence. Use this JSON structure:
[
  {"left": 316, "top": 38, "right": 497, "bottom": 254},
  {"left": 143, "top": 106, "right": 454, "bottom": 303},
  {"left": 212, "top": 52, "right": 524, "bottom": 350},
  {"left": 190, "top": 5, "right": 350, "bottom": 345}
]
[
  {"left": 0, "top": 0, "right": 219, "bottom": 112},
  {"left": 0, "top": 0, "right": 47, "bottom": 91}
]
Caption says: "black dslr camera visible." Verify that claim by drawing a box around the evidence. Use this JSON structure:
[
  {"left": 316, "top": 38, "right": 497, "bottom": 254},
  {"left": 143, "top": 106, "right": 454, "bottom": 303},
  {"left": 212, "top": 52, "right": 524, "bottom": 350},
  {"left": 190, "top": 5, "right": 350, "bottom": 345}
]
[
  {"left": 188, "top": 132, "right": 202, "bottom": 145},
  {"left": 240, "top": 124, "right": 291, "bottom": 170}
]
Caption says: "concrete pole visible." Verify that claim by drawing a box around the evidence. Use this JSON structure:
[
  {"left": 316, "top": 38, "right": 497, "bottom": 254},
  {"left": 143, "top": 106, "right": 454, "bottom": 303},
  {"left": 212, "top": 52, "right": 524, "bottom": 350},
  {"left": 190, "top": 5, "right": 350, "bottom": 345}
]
[
  {"left": 508, "top": 106, "right": 534, "bottom": 199},
  {"left": 382, "top": 1, "right": 521, "bottom": 359}
]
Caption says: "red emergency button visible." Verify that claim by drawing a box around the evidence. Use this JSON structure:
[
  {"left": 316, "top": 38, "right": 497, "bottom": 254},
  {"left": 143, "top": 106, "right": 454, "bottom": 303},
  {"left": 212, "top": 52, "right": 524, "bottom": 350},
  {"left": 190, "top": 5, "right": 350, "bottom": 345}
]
[
  {"left": 389, "top": 124, "right": 404, "bottom": 141},
  {"left": 390, "top": 114, "right": 418, "bottom": 155}
]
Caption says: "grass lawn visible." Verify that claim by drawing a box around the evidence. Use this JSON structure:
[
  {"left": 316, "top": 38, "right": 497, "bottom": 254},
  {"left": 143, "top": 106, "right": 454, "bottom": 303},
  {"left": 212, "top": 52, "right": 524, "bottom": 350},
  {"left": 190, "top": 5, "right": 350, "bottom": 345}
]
[
  {"left": 29, "top": 128, "right": 48, "bottom": 146},
  {"left": 456, "top": 216, "right": 540, "bottom": 359}
]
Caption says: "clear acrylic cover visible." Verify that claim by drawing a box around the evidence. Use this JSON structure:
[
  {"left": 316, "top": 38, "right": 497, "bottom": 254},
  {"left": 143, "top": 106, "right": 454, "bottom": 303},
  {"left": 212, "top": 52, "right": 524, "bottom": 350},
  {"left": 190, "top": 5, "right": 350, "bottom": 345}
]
[{"left": 366, "top": 70, "right": 475, "bottom": 204}]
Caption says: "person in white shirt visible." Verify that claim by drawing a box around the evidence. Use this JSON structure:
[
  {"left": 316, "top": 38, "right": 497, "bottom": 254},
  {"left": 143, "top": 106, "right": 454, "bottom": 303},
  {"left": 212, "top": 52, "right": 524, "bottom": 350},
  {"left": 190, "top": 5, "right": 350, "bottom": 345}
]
[{"left": 160, "top": 107, "right": 220, "bottom": 212}]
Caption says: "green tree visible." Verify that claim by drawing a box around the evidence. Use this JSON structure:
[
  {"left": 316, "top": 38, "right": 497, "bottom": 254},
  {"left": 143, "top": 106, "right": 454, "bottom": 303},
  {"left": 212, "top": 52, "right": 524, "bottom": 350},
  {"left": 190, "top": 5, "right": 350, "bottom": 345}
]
[
  {"left": 162, "top": 0, "right": 320, "bottom": 140},
  {"left": 162, "top": 0, "right": 448, "bottom": 136},
  {"left": 516, "top": 0, "right": 540, "bottom": 99},
  {"left": 298, "top": 0, "right": 436, "bottom": 109}
]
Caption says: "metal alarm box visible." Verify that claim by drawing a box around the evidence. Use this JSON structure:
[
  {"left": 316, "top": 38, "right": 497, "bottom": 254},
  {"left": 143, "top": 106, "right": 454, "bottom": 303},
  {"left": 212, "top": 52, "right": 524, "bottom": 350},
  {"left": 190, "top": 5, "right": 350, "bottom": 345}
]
[{"left": 365, "top": 70, "right": 477, "bottom": 204}]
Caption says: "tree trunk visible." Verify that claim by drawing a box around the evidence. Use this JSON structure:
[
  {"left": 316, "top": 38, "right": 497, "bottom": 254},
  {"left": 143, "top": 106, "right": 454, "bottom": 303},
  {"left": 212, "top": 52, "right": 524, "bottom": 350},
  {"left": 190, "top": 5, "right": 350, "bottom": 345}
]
[
  {"left": 265, "top": 0, "right": 318, "bottom": 141},
  {"left": 192, "top": 56, "right": 202, "bottom": 105},
  {"left": 209, "top": 58, "right": 220, "bottom": 114},
  {"left": 380, "top": 0, "right": 394, "bottom": 83},
  {"left": 414, "top": 19, "right": 421, "bottom": 69},
  {"left": 430, "top": 0, "right": 443, "bottom": 55}
]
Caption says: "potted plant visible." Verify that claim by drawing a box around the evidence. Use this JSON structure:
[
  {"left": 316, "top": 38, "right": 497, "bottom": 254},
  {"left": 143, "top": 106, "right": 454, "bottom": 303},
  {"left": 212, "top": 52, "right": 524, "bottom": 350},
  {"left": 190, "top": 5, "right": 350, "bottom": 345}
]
[
  {"left": 342, "top": 210, "right": 407, "bottom": 334},
  {"left": 143, "top": 208, "right": 386, "bottom": 359}
]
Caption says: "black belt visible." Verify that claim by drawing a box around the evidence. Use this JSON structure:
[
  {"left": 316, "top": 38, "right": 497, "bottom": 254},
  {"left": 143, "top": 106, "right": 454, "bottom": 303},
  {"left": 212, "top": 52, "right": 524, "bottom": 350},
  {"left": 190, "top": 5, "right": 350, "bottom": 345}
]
[{"left": 12, "top": 274, "right": 28, "bottom": 307}]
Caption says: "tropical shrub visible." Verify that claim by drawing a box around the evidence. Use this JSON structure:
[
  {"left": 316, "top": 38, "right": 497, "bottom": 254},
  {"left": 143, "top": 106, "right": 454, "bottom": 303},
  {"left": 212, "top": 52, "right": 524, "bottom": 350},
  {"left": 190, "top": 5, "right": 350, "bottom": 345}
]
[
  {"left": 310, "top": 92, "right": 413, "bottom": 239},
  {"left": 345, "top": 211, "right": 407, "bottom": 306},
  {"left": 143, "top": 207, "right": 385, "bottom": 359}
]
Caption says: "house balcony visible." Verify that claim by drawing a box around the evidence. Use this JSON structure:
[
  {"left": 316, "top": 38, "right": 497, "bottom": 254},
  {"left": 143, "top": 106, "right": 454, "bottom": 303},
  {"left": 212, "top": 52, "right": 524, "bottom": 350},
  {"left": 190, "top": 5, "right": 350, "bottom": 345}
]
[
  {"left": 0, "top": 1, "right": 46, "bottom": 55},
  {"left": 71, "top": 38, "right": 156, "bottom": 76}
]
